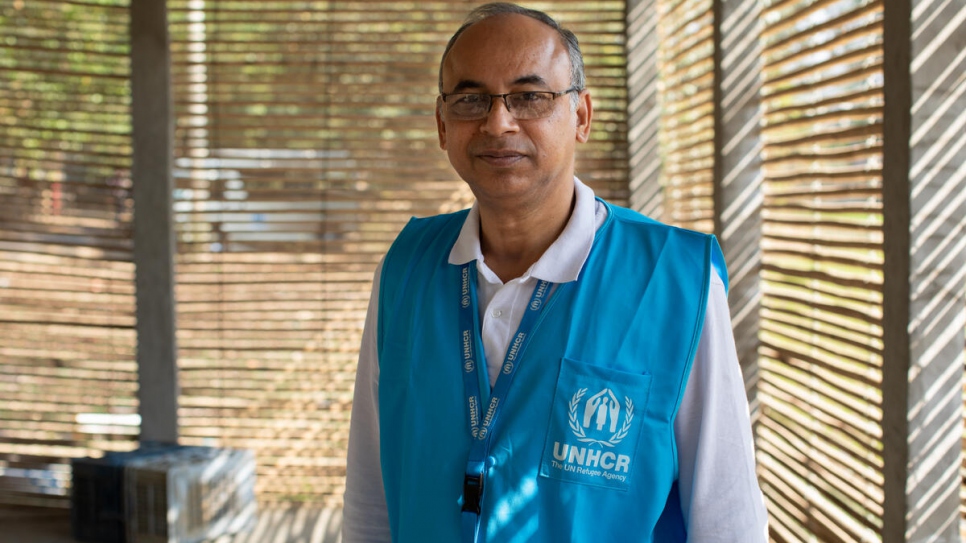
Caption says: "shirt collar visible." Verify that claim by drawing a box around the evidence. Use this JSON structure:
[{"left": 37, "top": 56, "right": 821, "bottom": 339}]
[{"left": 448, "top": 177, "right": 598, "bottom": 284}]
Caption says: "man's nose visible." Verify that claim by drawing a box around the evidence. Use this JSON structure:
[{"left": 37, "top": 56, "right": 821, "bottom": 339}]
[{"left": 481, "top": 96, "right": 519, "bottom": 134}]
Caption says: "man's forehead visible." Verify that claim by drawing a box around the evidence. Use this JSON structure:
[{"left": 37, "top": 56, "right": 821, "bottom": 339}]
[
  {"left": 448, "top": 74, "right": 552, "bottom": 93},
  {"left": 441, "top": 15, "right": 569, "bottom": 90}
]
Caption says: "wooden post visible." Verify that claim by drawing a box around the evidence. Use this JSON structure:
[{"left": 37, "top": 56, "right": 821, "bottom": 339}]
[
  {"left": 625, "top": 0, "right": 664, "bottom": 219},
  {"left": 713, "top": 0, "right": 765, "bottom": 407},
  {"left": 130, "top": 0, "right": 179, "bottom": 444}
]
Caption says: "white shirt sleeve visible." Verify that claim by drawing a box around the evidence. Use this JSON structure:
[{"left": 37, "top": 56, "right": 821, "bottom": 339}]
[
  {"left": 674, "top": 271, "right": 769, "bottom": 542},
  {"left": 342, "top": 262, "right": 392, "bottom": 543}
]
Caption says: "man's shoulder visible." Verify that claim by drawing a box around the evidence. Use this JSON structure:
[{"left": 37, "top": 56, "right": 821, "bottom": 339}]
[
  {"left": 392, "top": 209, "right": 468, "bottom": 244},
  {"left": 400, "top": 209, "right": 470, "bottom": 235},
  {"left": 604, "top": 201, "right": 663, "bottom": 227},
  {"left": 603, "top": 200, "right": 711, "bottom": 241},
  {"left": 384, "top": 209, "right": 469, "bottom": 268},
  {"left": 600, "top": 200, "right": 726, "bottom": 286}
]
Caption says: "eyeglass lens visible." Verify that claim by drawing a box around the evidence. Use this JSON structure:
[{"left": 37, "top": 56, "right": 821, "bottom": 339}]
[{"left": 446, "top": 92, "right": 558, "bottom": 120}]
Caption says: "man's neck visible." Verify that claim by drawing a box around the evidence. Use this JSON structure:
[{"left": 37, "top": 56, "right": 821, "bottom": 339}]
[{"left": 478, "top": 183, "right": 576, "bottom": 283}]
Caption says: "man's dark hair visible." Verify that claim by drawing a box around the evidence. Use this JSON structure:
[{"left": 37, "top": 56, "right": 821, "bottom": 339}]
[{"left": 437, "top": 2, "right": 586, "bottom": 100}]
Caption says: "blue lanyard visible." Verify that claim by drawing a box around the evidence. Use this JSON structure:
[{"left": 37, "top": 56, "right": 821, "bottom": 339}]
[{"left": 458, "top": 262, "right": 553, "bottom": 543}]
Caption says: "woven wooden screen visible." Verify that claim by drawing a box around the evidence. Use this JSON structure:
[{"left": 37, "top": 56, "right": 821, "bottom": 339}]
[
  {"left": 0, "top": 0, "right": 137, "bottom": 507},
  {"left": 755, "top": 0, "right": 885, "bottom": 538},
  {"left": 167, "top": 0, "right": 628, "bottom": 505},
  {"left": 655, "top": 0, "right": 716, "bottom": 233}
]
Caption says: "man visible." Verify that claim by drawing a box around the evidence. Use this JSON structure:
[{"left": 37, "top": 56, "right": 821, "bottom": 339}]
[{"left": 343, "top": 3, "right": 768, "bottom": 542}]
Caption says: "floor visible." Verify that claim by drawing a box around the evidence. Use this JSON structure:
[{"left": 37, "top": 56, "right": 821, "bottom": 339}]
[{"left": 0, "top": 504, "right": 343, "bottom": 543}]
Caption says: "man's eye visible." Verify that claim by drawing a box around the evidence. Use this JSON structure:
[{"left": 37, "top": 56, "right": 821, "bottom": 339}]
[
  {"left": 517, "top": 92, "right": 546, "bottom": 103},
  {"left": 455, "top": 94, "right": 485, "bottom": 105}
]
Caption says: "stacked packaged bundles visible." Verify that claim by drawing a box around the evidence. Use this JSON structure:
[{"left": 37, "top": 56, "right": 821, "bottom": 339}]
[{"left": 71, "top": 445, "right": 256, "bottom": 543}]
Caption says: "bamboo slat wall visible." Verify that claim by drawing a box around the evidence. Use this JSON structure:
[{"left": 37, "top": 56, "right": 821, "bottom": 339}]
[
  {"left": 0, "top": 0, "right": 137, "bottom": 508},
  {"left": 755, "top": 0, "right": 885, "bottom": 539},
  {"left": 647, "top": 0, "right": 892, "bottom": 537},
  {"left": 656, "top": 0, "right": 716, "bottom": 233},
  {"left": 0, "top": 0, "right": 629, "bottom": 508},
  {"left": 7, "top": 0, "right": 961, "bottom": 537},
  {"left": 165, "top": 0, "right": 629, "bottom": 505}
]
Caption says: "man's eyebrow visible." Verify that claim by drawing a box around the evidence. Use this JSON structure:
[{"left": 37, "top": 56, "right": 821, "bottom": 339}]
[
  {"left": 512, "top": 75, "right": 549, "bottom": 87},
  {"left": 446, "top": 75, "right": 550, "bottom": 94},
  {"left": 448, "top": 80, "right": 485, "bottom": 93}
]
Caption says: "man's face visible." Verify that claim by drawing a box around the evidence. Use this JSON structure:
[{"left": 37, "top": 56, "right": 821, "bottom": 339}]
[{"left": 436, "top": 14, "right": 592, "bottom": 207}]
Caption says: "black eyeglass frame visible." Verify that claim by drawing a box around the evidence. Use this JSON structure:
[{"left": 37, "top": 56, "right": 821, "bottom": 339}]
[{"left": 439, "top": 87, "right": 583, "bottom": 120}]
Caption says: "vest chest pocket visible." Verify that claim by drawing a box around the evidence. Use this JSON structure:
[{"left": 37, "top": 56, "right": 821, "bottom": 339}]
[{"left": 538, "top": 357, "right": 652, "bottom": 492}]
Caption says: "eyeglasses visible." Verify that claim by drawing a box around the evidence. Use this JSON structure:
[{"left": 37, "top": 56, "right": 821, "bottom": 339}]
[{"left": 440, "top": 87, "right": 581, "bottom": 120}]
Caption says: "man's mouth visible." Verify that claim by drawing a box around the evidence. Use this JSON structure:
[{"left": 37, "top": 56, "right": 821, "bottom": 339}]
[{"left": 477, "top": 150, "right": 526, "bottom": 166}]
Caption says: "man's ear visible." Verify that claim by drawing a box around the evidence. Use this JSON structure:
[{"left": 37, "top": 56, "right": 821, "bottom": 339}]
[
  {"left": 575, "top": 90, "right": 593, "bottom": 143},
  {"left": 436, "top": 97, "right": 447, "bottom": 150}
]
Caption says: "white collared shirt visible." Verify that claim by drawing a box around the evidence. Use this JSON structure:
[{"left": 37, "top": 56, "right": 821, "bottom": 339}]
[{"left": 344, "top": 178, "right": 768, "bottom": 542}]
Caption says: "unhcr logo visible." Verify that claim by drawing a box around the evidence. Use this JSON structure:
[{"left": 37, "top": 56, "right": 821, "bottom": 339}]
[
  {"left": 543, "top": 387, "right": 636, "bottom": 486},
  {"left": 503, "top": 332, "right": 525, "bottom": 373},
  {"left": 461, "top": 330, "right": 474, "bottom": 372},
  {"left": 568, "top": 388, "right": 634, "bottom": 447},
  {"left": 477, "top": 397, "right": 499, "bottom": 440},
  {"left": 460, "top": 267, "right": 471, "bottom": 308},
  {"left": 529, "top": 281, "right": 550, "bottom": 311},
  {"left": 468, "top": 396, "right": 479, "bottom": 438},
  {"left": 540, "top": 366, "right": 646, "bottom": 490},
  {"left": 551, "top": 442, "right": 630, "bottom": 477}
]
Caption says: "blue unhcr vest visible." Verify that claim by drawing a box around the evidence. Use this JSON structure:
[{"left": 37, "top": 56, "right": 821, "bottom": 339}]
[{"left": 377, "top": 200, "right": 727, "bottom": 542}]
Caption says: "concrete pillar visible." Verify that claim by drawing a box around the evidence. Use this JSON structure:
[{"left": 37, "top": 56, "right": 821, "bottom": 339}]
[
  {"left": 882, "top": 0, "right": 966, "bottom": 538},
  {"left": 130, "top": 0, "right": 179, "bottom": 444}
]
